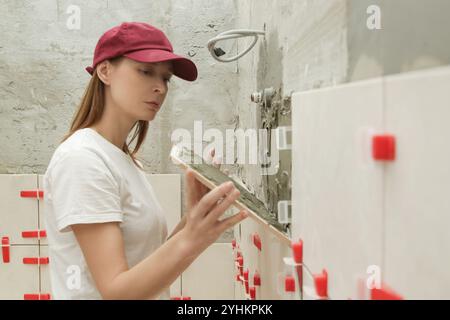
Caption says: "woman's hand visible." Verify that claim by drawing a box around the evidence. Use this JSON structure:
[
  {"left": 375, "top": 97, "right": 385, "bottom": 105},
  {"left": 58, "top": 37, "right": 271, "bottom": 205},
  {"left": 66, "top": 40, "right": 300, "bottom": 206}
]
[
  {"left": 180, "top": 169, "right": 248, "bottom": 256},
  {"left": 167, "top": 149, "right": 229, "bottom": 241}
]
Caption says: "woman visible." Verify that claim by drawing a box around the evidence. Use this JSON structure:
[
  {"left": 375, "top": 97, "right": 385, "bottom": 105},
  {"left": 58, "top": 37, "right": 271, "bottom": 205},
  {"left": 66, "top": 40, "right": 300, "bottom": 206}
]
[{"left": 43, "top": 22, "right": 248, "bottom": 300}]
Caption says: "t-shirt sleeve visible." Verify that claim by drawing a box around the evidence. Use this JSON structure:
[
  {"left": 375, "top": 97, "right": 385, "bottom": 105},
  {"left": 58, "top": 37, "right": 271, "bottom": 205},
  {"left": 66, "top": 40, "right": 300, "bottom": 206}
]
[{"left": 49, "top": 148, "right": 123, "bottom": 233}]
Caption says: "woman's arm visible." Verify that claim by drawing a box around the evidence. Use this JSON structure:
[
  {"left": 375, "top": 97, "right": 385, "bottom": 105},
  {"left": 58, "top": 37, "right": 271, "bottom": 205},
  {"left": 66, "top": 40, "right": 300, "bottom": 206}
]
[
  {"left": 72, "top": 172, "right": 247, "bottom": 300},
  {"left": 72, "top": 221, "right": 196, "bottom": 299}
]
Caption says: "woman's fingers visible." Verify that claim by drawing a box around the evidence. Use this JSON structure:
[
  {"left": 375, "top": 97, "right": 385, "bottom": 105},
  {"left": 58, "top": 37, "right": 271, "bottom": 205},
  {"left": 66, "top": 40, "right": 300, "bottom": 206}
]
[
  {"left": 204, "top": 188, "right": 240, "bottom": 224},
  {"left": 195, "top": 181, "right": 235, "bottom": 217},
  {"left": 185, "top": 169, "right": 198, "bottom": 209},
  {"left": 183, "top": 178, "right": 248, "bottom": 249},
  {"left": 216, "top": 210, "right": 249, "bottom": 234},
  {"left": 198, "top": 182, "right": 210, "bottom": 199},
  {"left": 186, "top": 169, "right": 211, "bottom": 208}
]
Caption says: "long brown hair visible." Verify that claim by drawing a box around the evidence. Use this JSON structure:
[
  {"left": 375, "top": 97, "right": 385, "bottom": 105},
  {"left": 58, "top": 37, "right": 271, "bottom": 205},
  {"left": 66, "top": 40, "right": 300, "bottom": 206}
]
[{"left": 60, "top": 60, "right": 148, "bottom": 170}]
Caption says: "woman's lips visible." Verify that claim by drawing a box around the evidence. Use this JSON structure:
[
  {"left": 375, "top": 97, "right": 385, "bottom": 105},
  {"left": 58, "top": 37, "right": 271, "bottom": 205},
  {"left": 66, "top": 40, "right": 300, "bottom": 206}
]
[{"left": 145, "top": 102, "right": 160, "bottom": 110}]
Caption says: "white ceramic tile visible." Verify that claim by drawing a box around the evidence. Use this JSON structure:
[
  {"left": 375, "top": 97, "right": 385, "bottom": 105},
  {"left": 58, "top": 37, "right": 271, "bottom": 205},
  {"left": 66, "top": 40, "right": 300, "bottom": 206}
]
[
  {"left": 38, "top": 175, "right": 47, "bottom": 245},
  {"left": 384, "top": 66, "right": 450, "bottom": 299},
  {"left": 182, "top": 243, "right": 235, "bottom": 300},
  {"left": 145, "top": 174, "right": 181, "bottom": 239},
  {"left": 0, "top": 245, "right": 40, "bottom": 299},
  {"left": 291, "top": 79, "right": 384, "bottom": 299},
  {"left": 169, "top": 277, "right": 182, "bottom": 298},
  {"left": 258, "top": 230, "right": 291, "bottom": 299},
  {"left": 0, "top": 174, "right": 39, "bottom": 245},
  {"left": 238, "top": 218, "right": 261, "bottom": 299},
  {"left": 39, "top": 245, "right": 52, "bottom": 298},
  {"left": 145, "top": 174, "right": 182, "bottom": 298},
  {"left": 230, "top": 208, "right": 245, "bottom": 300}
]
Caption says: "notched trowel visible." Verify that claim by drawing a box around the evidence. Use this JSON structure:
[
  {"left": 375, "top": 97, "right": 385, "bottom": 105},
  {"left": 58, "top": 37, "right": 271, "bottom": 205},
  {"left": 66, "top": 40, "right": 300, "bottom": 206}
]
[{"left": 170, "top": 144, "right": 290, "bottom": 245}]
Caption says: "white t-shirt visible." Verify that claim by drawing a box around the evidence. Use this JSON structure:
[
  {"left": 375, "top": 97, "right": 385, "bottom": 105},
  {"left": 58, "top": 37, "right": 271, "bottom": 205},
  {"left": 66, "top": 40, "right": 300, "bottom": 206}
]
[{"left": 43, "top": 127, "right": 170, "bottom": 300}]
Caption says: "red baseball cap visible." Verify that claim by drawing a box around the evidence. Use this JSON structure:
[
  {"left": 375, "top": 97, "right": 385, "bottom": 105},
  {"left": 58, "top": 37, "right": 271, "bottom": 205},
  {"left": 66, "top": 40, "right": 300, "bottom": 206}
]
[{"left": 85, "top": 22, "right": 198, "bottom": 81}]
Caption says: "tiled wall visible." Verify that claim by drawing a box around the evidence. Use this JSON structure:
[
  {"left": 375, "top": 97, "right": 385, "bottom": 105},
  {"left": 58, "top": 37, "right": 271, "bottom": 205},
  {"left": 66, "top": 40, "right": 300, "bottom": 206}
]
[
  {"left": 291, "top": 66, "right": 450, "bottom": 299},
  {"left": 0, "top": 174, "right": 236, "bottom": 300}
]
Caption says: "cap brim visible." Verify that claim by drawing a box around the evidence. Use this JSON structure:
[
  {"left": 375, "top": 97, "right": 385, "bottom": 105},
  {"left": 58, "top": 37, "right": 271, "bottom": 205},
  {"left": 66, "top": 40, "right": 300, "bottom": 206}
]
[{"left": 124, "top": 49, "right": 198, "bottom": 82}]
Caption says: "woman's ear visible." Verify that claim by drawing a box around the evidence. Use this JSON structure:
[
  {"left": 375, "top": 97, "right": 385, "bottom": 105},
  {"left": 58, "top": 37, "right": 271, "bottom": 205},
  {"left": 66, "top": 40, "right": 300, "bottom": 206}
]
[{"left": 96, "top": 61, "right": 112, "bottom": 85}]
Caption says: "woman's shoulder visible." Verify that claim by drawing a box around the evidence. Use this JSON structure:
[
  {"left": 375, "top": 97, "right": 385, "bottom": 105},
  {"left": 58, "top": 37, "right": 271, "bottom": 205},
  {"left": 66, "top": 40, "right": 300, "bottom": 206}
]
[
  {"left": 56, "top": 127, "right": 120, "bottom": 160},
  {"left": 46, "top": 135, "right": 108, "bottom": 177},
  {"left": 45, "top": 129, "right": 128, "bottom": 188}
]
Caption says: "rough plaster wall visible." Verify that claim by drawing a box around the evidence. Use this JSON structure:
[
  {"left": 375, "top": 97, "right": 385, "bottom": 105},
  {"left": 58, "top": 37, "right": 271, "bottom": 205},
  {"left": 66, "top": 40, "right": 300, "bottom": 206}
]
[
  {"left": 233, "top": 0, "right": 450, "bottom": 228},
  {"left": 142, "top": 0, "right": 239, "bottom": 242},
  {"left": 0, "top": 0, "right": 237, "bottom": 241},
  {"left": 233, "top": 0, "right": 348, "bottom": 210},
  {"left": 2, "top": 0, "right": 450, "bottom": 241},
  {"left": 0, "top": 0, "right": 237, "bottom": 175},
  {"left": 141, "top": 0, "right": 238, "bottom": 175},
  {"left": 348, "top": 0, "right": 450, "bottom": 81}
]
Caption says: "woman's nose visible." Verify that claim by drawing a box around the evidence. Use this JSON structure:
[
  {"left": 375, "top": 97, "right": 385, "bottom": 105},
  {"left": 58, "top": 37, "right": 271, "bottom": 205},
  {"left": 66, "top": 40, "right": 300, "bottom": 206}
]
[{"left": 153, "top": 81, "right": 167, "bottom": 94}]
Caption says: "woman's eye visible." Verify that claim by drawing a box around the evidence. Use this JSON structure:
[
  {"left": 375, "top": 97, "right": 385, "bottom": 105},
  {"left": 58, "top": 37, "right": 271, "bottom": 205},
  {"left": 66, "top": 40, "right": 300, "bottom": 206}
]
[
  {"left": 139, "top": 69, "right": 171, "bottom": 83},
  {"left": 139, "top": 69, "right": 151, "bottom": 75}
]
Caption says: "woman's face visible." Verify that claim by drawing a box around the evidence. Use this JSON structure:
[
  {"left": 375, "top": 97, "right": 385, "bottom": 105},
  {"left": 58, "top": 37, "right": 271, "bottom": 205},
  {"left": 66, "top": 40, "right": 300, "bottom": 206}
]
[{"left": 106, "top": 57, "right": 173, "bottom": 122}]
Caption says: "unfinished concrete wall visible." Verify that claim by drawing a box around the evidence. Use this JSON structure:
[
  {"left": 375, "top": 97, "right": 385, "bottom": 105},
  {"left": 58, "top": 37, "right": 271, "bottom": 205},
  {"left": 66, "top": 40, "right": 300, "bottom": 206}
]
[
  {"left": 232, "top": 0, "right": 348, "bottom": 218},
  {"left": 1, "top": 0, "right": 449, "bottom": 242},
  {"left": 0, "top": 0, "right": 238, "bottom": 241},
  {"left": 232, "top": 0, "right": 450, "bottom": 220},
  {"left": 348, "top": 0, "right": 450, "bottom": 81},
  {"left": 0, "top": 0, "right": 237, "bottom": 175}
]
